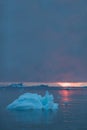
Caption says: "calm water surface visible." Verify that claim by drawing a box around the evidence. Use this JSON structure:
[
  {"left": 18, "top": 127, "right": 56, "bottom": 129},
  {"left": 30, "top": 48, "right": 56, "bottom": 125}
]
[{"left": 0, "top": 87, "right": 87, "bottom": 130}]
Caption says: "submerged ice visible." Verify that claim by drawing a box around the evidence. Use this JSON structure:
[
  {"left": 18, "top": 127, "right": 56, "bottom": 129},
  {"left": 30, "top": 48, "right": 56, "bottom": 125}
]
[{"left": 7, "top": 91, "right": 58, "bottom": 110}]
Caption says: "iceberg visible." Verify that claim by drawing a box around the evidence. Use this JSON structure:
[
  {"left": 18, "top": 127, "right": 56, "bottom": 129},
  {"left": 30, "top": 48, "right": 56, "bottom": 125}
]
[
  {"left": 8, "top": 83, "right": 24, "bottom": 88},
  {"left": 7, "top": 91, "right": 58, "bottom": 110}
]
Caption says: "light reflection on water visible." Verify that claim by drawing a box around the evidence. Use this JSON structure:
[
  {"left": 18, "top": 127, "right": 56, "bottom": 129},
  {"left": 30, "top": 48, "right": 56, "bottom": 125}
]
[
  {"left": 59, "top": 89, "right": 74, "bottom": 102},
  {"left": 58, "top": 89, "right": 73, "bottom": 129},
  {"left": 58, "top": 88, "right": 87, "bottom": 130}
]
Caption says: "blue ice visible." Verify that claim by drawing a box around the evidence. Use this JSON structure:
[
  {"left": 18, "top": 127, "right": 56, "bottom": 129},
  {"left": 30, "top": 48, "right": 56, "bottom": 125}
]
[{"left": 7, "top": 91, "right": 58, "bottom": 110}]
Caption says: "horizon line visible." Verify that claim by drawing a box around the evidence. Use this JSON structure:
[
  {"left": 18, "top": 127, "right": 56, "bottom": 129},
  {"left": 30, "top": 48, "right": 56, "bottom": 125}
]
[{"left": 0, "top": 81, "right": 87, "bottom": 87}]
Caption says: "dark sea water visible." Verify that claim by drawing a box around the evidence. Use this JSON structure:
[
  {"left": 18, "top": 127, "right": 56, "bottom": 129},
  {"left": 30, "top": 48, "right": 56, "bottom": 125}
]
[{"left": 0, "top": 87, "right": 87, "bottom": 130}]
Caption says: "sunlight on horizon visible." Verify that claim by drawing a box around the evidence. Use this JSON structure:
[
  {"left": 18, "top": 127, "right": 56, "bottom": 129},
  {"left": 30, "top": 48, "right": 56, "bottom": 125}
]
[
  {"left": 57, "top": 82, "right": 87, "bottom": 87},
  {"left": 0, "top": 82, "right": 87, "bottom": 87}
]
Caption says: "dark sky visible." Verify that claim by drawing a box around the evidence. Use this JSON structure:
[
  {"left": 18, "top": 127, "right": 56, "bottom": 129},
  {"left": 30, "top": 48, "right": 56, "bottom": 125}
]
[{"left": 0, "top": 0, "right": 87, "bottom": 82}]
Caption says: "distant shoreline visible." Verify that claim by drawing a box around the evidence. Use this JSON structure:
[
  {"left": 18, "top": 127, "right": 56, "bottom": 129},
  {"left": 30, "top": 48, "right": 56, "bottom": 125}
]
[
  {"left": 0, "top": 84, "right": 87, "bottom": 90},
  {"left": 0, "top": 82, "right": 87, "bottom": 87}
]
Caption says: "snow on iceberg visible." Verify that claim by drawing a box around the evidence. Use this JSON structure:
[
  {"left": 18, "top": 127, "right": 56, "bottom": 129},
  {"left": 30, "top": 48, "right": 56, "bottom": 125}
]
[{"left": 7, "top": 91, "right": 58, "bottom": 110}]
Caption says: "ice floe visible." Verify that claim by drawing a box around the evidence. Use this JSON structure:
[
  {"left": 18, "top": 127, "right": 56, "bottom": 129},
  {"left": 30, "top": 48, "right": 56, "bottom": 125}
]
[{"left": 7, "top": 91, "right": 58, "bottom": 110}]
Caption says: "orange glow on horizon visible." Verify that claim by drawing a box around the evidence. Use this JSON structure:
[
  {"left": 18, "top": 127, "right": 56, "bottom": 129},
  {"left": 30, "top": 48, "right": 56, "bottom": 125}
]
[
  {"left": 58, "top": 82, "right": 73, "bottom": 87},
  {"left": 57, "top": 82, "right": 87, "bottom": 87},
  {"left": 0, "top": 82, "right": 87, "bottom": 87}
]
